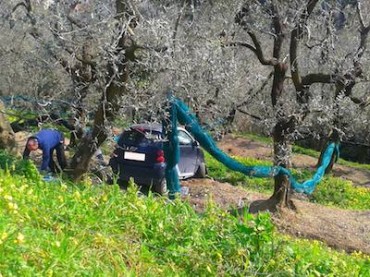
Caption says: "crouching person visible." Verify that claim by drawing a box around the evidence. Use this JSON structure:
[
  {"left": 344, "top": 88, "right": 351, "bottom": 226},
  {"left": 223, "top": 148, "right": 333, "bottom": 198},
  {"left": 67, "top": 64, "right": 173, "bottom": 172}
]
[{"left": 23, "top": 129, "right": 67, "bottom": 173}]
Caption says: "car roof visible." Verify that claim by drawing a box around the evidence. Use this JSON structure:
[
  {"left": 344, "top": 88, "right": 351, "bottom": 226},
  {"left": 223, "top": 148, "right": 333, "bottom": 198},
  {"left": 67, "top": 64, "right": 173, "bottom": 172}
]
[
  {"left": 130, "top": 123, "right": 162, "bottom": 132},
  {"left": 130, "top": 123, "right": 186, "bottom": 133}
]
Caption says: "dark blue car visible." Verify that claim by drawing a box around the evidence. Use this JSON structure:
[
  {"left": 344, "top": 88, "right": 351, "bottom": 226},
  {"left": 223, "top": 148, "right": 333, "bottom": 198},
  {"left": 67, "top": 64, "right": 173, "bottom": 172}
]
[{"left": 109, "top": 123, "right": 207, "bottom": 194}]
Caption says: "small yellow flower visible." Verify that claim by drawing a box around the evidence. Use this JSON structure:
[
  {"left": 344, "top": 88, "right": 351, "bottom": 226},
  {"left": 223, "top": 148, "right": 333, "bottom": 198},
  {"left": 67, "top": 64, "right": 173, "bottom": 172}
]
[
  {"left": 70, "top": 237, "right": 78, "bottom": 246},
  {"left": 73, "top": 191, "right": 81, "bottom": 200},
  {"left": 4, "top": 195, "right": 13, "bottom": 201},
  {"left": 216, "top": 252, "right": 223, "bottom": 261},
  {"left": 15, "top": 233, "right": 25, "bottom": 244},
  {"left": 19, "top": 185, "right": 28, "bottom": 192},
  {"left": 0, "top": 233, "right": 7, "bottom": 245},
  {"left": 46, "top": 269, "right": 53, "bottom": 277},
  {"left": 7, "top": 202, "right": 18, "bottom": 211},
  {"left": 55, "top": 241, "right": 61, "bottom": 247},
  {"left": 1, "top": 232, "right": 8, "bottom": 240}
]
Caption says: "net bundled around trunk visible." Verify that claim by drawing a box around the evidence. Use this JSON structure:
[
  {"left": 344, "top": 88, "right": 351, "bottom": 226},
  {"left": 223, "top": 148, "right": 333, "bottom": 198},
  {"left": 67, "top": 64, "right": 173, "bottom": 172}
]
[
  {"left": 162, "top": 99, "right": 181, "bottom": 198},
  {"left": 164, "top": 96, "right": 339, "bottom": 196}
]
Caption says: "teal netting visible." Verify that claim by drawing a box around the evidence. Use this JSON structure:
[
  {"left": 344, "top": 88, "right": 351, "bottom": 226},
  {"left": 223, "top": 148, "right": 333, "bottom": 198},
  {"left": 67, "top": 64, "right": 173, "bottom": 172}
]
[
  {"left": 166, "top": 97, "right": 339, "bottom": 195},
  {"left": 292, "top": 142, "right": 339, "bottom": 194},
  {"left": 162, "top": 99, "right": 181, "bottom": 197}
]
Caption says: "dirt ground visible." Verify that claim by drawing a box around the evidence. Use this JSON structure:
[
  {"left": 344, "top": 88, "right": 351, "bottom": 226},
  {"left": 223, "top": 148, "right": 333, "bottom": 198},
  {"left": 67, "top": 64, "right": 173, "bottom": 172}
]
[{"left": 182, "top": 135, "right": 370, "bottom": 255}]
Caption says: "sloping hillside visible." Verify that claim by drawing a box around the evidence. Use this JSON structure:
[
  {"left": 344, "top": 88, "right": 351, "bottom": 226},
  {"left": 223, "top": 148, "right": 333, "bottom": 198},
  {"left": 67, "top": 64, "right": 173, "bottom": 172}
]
[
  {"left": 15, "top": 131, "right": 370, "bottom": 254},
  {"left": 182, "top": 134, "right": 370, "bottom": 254}
]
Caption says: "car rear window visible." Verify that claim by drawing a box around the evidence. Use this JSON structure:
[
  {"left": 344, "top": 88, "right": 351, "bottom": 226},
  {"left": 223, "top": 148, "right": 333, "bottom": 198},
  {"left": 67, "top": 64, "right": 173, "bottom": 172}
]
[{"left": 118, "top": 129, "right": 162, "bottom": 146}]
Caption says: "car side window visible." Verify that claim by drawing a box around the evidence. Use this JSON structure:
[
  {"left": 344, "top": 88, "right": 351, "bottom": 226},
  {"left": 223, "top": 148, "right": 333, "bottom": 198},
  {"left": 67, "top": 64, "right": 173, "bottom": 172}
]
[{"left": 178, "top": 130, "right": 193, "bottom": 145}]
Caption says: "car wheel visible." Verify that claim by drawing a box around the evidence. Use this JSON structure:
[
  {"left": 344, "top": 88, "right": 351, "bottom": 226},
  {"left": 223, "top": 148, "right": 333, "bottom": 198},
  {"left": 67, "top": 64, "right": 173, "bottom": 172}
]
[
  {"left": 154, "top": 178, "right": 167, "bottom": 195},
  {"left": 194, "top": 162, "right": 207, "bottom": 178}
]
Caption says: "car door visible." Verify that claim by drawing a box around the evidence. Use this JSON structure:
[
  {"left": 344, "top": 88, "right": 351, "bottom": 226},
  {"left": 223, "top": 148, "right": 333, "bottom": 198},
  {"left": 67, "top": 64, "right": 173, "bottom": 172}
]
[{"left": 177, "top": 129, "right": 198, "bottom": 178}]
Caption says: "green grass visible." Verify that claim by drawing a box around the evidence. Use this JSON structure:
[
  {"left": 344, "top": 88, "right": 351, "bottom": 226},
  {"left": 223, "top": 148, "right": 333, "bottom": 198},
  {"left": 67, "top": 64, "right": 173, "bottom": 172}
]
[
  {"left": 311, "top": 177, "right": 370, "bottom": 210},
  {"left": 237, "top": 132, "right": 273, "bottom": 144},
  {"left": 292, "top": 144, "right": 320, "bottom": 158},
  {"left": 337, "top": 158, "right": 370, "bottom": 171},
  {"left": 205, "top": 152, "right": 274, "bottom": 193},
  {"left": 0, "top": 152, "right": 369, "bottom": 276}
]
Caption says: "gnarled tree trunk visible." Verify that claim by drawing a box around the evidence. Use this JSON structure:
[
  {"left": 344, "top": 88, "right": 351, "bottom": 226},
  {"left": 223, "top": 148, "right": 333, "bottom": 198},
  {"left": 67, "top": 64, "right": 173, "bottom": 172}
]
[
  {"left": 0, "top": 100, "right": 18, "bottom": 155},
  {"left": 249, "top": 174, "right": 295, "bottom": 213},
  {"left": 250, "top": 62, "right": 296, "bottom": 213},
  {"left": 68, "top": 1, "right": 134, "bottom": 181}
]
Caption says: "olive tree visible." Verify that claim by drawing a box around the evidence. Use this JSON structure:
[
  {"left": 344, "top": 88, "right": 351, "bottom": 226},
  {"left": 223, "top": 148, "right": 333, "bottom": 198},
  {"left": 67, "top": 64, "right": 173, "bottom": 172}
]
[
  {"left": 229, "top": 0, "right": 370, "bottom": 211},
  {"left": 0, "top": 0, "right": 137, "bottom": 179}
]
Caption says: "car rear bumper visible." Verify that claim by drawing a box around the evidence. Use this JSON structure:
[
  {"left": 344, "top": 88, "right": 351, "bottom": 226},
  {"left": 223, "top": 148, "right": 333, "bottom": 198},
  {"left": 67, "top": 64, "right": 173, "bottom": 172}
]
[{"left": 110, "top": 159, "right": 166, "bottom": 185}]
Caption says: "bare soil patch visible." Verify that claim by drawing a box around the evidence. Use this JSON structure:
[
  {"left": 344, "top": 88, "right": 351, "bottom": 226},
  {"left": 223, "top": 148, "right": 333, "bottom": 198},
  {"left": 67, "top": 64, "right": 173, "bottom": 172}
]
[{"left": 181, "top": 134, "right": 370, "bottom": 254}]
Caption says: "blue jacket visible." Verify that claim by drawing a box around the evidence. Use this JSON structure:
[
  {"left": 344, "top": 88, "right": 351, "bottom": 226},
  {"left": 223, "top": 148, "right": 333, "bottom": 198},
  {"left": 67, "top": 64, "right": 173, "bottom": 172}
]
[{"left": 23, "top": 129, "right": 64, "bottom": 170}]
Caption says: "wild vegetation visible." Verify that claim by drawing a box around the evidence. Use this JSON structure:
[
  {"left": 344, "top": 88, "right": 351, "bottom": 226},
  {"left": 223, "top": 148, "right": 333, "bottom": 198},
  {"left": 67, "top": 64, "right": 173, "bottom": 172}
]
[{"left": 0, "top": 152, "right": 369, "bottom": 276}]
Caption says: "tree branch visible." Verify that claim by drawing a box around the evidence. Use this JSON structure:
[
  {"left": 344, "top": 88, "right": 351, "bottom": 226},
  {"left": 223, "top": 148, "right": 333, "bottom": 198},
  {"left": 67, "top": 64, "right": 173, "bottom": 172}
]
[
  {"left": 301, "top": 73, "right": 335, "bottom": 86},
  {"left": 349, "top": 96, "right": 370, "bottom": 108},
  {"left": 172, "top": 0, "right": 187, "bottom": 56},
  {"left": 225, "top": 40, "right": 277, "bottom": 66},
  {"left": 236, "top": 108, "right": 262, "bottom": 120},
  {"left": 355, "top": 1, "right": 370, "bottom": 61},
  {"left": 290, "top": 0, "right": 320, "bottom": 91},
  {"left": 356, "top": 1, "right": 367, "bottom": 30},
  {"left": 270, "top": 1, "right": 285, "bottom": 60},
  {"left": 66, "top": 15, "right": 85, "bottom": 29},
  {"left": 6, "top": 0, "right": 34, "bottom": 27}
]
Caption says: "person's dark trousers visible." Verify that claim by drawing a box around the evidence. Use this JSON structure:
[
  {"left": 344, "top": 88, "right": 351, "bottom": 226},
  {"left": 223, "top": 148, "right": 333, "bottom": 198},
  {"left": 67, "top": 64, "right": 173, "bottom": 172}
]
[
  {"left": 56, "top": 142, "right": 67, "bottom": 169},
  {"left": 48, "top": 143, "right": 67, "bottom": 173}
]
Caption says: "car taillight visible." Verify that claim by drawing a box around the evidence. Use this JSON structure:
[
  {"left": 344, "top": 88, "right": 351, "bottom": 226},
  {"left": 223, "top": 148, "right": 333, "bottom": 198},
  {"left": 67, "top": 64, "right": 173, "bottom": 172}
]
[{"left": 156, "top": 150, "right": 165, "bottom": 163}]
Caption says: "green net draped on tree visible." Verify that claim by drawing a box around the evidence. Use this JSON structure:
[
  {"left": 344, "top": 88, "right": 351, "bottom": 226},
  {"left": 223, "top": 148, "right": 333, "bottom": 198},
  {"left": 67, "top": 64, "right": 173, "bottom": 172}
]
[
  {"left": 162, "top": 98, "right": 181, "bottom": 198},
  {"left": 163, "top": 96, "right": 339, "bottom": 196}
]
